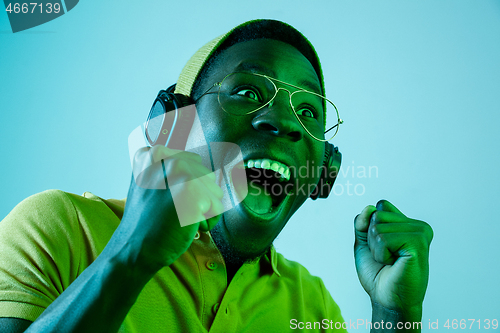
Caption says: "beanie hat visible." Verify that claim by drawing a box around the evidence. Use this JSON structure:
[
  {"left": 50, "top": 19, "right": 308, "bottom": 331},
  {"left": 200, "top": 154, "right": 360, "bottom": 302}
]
[{"left": 174, "top": 19, "right": 325, "bottom": 100}]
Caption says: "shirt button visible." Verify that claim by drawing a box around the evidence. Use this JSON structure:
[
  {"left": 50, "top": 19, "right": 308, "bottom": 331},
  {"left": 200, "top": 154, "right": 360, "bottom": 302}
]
[
  {"left": 212, "top": 303, "right": 220, "bottom": 314},
  {"left": 206, "top": 261, "right": 218, "bottom": 270}
]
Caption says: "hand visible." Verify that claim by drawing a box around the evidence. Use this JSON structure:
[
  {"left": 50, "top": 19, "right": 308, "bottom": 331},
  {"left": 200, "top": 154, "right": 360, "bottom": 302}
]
[
  {"left": 354, "top": 200, "right": 433, "bottom": 315},
  {"left": 119, "top": 145, "right": 224, "bottom": 271}
]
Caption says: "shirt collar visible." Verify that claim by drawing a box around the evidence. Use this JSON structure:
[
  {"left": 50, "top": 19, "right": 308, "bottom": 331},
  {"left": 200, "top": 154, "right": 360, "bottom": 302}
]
[
  {"left": 267, "top": 244, "right": 281, "bottom": 277},
  {"left": 206, "top": 231, "right": 281, "bottom": 277}
]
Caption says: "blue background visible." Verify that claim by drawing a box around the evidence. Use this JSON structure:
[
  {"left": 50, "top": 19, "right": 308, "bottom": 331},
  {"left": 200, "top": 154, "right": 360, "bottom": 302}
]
[{"left": 1, "top": 0, "right": 499, "bottom": 330}]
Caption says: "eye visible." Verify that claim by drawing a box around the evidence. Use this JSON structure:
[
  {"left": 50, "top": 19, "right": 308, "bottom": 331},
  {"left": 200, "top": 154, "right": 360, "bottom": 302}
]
[
  {"left": 235, "top": 87, "right": 262, "bottom": 102},
  {"left": 296, "top": 107, "right": 317, "bottom": 119}
]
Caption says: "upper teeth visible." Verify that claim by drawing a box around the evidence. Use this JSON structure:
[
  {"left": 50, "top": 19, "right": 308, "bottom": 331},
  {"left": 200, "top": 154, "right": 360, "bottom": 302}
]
[{"left": 244, "top": 158, "right": 291, "bottom": 181}]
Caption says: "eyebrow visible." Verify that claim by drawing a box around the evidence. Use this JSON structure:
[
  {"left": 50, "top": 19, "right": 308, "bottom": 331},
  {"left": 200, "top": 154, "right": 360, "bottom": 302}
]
[
  {"left": 233, "top": 62, "right": 322, "bottom": 94},
  {"left": 295, "top": 79, "right": 322, "bottom": 95},
  {"left": 234, "top": 62, "right": 277, "bottom": 77}
]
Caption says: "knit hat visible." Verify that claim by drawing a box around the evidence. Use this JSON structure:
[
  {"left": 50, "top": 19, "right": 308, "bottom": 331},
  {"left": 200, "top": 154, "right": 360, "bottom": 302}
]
[{"left": 174, "top": 19, "right": 325, "bottom": 99}]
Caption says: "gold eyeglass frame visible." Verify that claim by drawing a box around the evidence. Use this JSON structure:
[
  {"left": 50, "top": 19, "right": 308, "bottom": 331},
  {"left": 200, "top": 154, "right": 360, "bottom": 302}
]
[{"left": 196, "top": 72, "right": 343, "bottom": 142}]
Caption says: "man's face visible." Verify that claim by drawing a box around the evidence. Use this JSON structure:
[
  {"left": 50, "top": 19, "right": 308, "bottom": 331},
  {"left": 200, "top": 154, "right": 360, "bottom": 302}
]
[{"left": 193, "top": 39, "right": 325, "bottom": 262}]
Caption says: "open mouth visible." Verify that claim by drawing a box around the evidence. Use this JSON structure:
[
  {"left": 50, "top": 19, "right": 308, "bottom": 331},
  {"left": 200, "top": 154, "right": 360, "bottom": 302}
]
[{"left": 232, "top": 158, "right": 293, "bottom": 216}]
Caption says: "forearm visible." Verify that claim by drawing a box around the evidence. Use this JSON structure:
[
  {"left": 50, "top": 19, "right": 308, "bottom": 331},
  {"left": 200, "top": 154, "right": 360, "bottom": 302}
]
[
  {"left": 25, "top": 235, "right": 159, "bottom": 333},
  {"left": 371, "top": 301, "right": 423, "bottom": 333}
]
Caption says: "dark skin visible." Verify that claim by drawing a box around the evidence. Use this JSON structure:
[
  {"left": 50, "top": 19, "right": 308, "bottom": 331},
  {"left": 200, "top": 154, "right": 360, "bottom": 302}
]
[
  {"left": 189, "top": 39, "right": 325, "bottom": 280},
  {"left": 0, "top": 39, "right": 432, "bottom": 332},
  {"left": 192, "top": 41, "right": 433, "bottom": 330}
]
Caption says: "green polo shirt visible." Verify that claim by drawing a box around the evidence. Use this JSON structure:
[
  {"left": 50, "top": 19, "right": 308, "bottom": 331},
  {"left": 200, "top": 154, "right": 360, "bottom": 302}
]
[{"left": 0, "top": 190, "right": 347, "bottom": 332}]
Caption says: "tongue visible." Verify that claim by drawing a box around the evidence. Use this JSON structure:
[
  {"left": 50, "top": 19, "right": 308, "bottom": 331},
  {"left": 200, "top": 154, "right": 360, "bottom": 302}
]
[
  {"left": 244, "top": 182, "right": 273, "bottom": 214},
  {"left": 234, "top": 178, "right": 273, "bottom": 215}
]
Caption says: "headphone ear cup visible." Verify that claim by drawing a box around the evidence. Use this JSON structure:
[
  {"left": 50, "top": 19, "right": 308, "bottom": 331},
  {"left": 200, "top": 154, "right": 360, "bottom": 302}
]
[
  {"left": 145, "top": 85, "right": 195, "bottom": 150},
  {"left": 309, "top": 143, "right": 342, "bottom": 200},
  {"left": 167, "top": 92, "right": 195, "bottom": 150}
]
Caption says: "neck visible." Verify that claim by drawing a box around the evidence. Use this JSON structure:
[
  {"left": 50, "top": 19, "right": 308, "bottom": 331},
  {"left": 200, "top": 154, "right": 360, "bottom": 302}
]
[
  {"left": 225, "top": 261, "right": 242, "bottom": 284},
  {"left": 209, "top": 216, "right": 271, "bottom": 284}
]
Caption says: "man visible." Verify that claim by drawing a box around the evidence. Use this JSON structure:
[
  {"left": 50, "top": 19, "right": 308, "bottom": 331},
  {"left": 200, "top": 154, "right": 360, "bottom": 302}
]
[{"left": 0, "top": 19, "right": 433, "bottom": 332}]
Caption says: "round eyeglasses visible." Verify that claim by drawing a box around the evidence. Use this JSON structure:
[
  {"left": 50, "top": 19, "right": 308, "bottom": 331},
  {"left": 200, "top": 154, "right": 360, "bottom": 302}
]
[{"left": 196, "top": 72, "right": 343, "bottom": 142}]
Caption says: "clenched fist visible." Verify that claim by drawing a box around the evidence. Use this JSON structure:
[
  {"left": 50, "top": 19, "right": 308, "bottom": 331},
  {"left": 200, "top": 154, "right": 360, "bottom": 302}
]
[{"left": 354, "top": 200, "right": 433, "bottom": 317}]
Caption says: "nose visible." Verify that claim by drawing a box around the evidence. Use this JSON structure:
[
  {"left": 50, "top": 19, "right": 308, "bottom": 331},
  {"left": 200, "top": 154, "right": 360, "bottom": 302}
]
[{"left": 251, "top": 90, "right": 303, "bottom": 142}]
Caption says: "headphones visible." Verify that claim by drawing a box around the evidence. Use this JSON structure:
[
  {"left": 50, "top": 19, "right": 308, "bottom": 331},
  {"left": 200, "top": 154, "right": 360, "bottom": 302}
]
[
  {"left": 145, "top": 85, "right": 342, "bottom": 200},
  {"left": 145, "top": 85, "right": 195, "bottom": 150}
]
